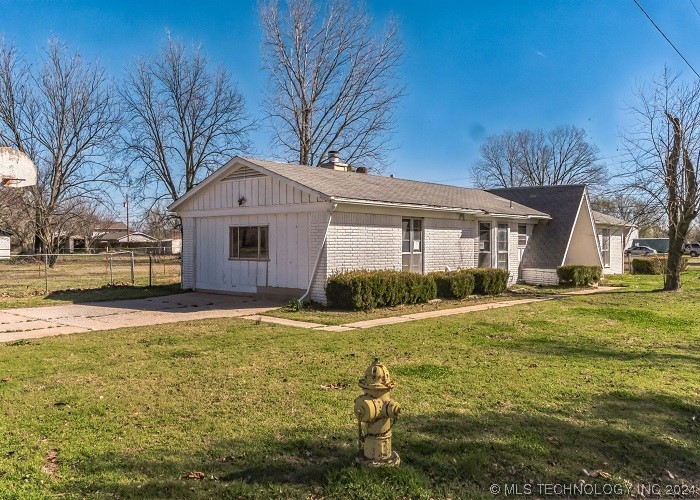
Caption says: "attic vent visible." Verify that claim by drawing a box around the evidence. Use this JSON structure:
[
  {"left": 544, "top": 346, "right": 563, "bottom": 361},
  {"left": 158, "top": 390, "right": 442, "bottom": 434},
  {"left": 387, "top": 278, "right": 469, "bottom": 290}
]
[{"left": 221, "top": 165, "right": 265, "bottom": 181}]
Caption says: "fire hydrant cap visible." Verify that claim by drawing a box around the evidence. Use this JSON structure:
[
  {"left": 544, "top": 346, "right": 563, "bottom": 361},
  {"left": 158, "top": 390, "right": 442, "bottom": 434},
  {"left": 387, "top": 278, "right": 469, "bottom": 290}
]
[{"left": 359, "top": 358, "right": 397, "bottom": 390}]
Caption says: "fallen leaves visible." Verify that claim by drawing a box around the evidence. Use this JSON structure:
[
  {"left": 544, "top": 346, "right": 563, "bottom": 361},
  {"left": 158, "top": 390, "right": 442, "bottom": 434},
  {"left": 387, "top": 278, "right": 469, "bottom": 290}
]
[{"left": 320, "top": 382, "right": 347, "bottom": 390}]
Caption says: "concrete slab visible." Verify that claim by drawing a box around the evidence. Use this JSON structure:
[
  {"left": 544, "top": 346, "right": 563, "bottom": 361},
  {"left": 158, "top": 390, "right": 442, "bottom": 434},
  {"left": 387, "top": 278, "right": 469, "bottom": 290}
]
[
  {"left": 242, "top": 315, "right": 325, "bottom": 329},
  {"left": 342, "top": 316, "right": 414, "bottom": 329},
  {"left": 314, "top": 325, "right": 356, "bottom": 332},
  {"left": 0, "top": 293, "right": 285, "bottom": 343}
]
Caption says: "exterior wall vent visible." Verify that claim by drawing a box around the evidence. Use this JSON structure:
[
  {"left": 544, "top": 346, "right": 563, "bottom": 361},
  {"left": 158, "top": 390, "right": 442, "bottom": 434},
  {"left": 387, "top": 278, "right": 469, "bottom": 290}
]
[{"left": 222, "top": 165, "right": 265, "bottom": 181}]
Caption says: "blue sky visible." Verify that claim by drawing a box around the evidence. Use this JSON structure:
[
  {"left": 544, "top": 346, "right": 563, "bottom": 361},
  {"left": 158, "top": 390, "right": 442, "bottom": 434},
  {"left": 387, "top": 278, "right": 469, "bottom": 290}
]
[{"left": 2, "top": 0, "right": 700, "bottom": 190}]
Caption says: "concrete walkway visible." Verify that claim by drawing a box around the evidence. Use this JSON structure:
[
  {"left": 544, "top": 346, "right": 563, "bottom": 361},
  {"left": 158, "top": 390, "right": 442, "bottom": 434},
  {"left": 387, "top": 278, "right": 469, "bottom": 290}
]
[
  {"left": 0, "top": 293, "right": 284, "bottom": 343},
  {"left": 0, "top": 286, "right": 619, "bottom": 343},
  {"left": 243, "top": 286, "right": 619, "bottom": 331}
]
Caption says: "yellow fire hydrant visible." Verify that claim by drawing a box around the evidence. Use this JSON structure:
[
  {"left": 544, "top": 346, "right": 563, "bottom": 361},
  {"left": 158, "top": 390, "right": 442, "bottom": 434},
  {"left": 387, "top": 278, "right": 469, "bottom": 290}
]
[{"left": 354, "top": 358, "right": 401, "bottom": 466}]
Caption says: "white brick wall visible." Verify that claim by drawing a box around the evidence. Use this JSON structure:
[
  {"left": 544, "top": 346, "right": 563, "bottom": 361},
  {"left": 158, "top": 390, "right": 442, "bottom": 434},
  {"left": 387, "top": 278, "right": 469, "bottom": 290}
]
[
  {"left": 522, "top": 268, "right": 559, "bottom": 285},
  {"left": 423, "top": 218, "right": 477, "bottom": 272}
]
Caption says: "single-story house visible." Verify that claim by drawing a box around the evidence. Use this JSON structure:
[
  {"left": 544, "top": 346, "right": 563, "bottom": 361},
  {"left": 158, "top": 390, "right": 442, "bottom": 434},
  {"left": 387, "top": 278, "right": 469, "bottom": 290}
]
[
  {"left": 591, "top": 210, "right": 638, "bottom": 275},
  {"left": 0, "top": 229, "right": 10, "bottom": 259},
  {"left": 169, "top": 156, "right": 555, "bottom": 302},
  {"left": 168, "top": 156, "right": 636, "bottom": 300}
]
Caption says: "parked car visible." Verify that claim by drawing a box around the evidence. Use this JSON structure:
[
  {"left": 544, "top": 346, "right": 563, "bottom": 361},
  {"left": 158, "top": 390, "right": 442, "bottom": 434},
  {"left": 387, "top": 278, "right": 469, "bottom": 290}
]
[
  {"left": 684, "top": 243, "right": 700, "bottom": 257},
  {"left": 625, "top": 245, "right": 657, "bottom": 256}
]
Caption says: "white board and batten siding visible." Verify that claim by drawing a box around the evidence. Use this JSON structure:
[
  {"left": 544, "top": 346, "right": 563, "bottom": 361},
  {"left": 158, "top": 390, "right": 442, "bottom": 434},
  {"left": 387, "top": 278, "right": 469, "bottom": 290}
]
[{"left": 179, "top": 171, "right": 330, "bottom": 296}]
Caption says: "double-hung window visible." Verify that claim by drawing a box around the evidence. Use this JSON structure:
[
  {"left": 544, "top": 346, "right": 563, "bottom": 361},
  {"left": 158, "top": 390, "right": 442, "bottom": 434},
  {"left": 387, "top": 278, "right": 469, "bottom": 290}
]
[
  {"left": 601, "top": 229, "right": 611, "bottom": 268},
  {"left": 478, "top": 222, "right": 491, "bottom": 267},
  {"left": 517, "top": 224, "right": 528, "bottom": 246},
  {"left": 497, "top": 223, "right": 509, "bottom": 270},
  {"left": 229, "top": 226, "right": 269, "bottom": 260}
]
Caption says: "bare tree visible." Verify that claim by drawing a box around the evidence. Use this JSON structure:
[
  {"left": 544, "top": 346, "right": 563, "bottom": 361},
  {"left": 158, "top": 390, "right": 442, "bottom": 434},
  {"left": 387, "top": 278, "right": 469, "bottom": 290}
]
[
  {"left": 472, "top": 126, "right": 607, "bottom": 190},
  {"left": 260, "top": 0, "right": 404, "bottom": 169},
  {"left": 621, "top": 69, "right": 700, "bottom": 291},
  {"left": 0, "top": 37, "right": 121, "bottom": 261},
  {"left": 121, "top": 35, "right": 253, "bottom": 208},
  {"left": 590, "top": 192, "right": 664, "bottom": 237}
]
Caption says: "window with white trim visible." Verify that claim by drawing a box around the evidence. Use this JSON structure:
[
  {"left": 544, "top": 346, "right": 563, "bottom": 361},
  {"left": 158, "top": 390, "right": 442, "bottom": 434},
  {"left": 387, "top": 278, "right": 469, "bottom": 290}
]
[
  {"left": 497, "top": 223, "right": 509, "bottom": 270},
  {"left": 601, "top": 228, "right": 611, "bottom": 268},
  {"left": 229, "top": 226, "right": 269, "bottom": 260},
  {"left": 478, "top": 222, "right": 491, "bottom": 267},
  {"left": 518, "top": 224, "right": 528, "bottom": 246}
]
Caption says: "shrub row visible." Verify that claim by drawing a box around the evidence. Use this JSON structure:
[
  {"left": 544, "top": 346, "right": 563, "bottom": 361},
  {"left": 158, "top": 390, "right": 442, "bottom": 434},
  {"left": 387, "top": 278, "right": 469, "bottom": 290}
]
[
  {"left": 556, "top": 265, "right": 602, "bottom": 286},
  {"left": 470, "top": 268, "right": 510, "bottom": 295},
  {"left": 429, "top": 270, "right": 476, "bottom": 299},
  {"left": 325, "top": 270, "right": 436, "bottom": 310},
  {"left": 631, "top": 257, "right": 689, "bottom": 275},
  {"left": 327, "top": 268, "right": 511, "bottom": 310}
]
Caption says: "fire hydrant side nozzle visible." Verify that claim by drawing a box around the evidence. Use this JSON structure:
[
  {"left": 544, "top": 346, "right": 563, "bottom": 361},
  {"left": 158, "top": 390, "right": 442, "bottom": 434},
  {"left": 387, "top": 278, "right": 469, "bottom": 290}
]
[{"left": 354, "top": 358, "right": 401, "bottom": 467}]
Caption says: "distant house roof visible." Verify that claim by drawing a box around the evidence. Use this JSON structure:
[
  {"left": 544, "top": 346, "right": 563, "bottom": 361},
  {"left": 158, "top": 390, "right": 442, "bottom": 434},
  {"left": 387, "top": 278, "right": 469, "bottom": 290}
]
[
  {"left": 169, "top": 157, "right": 550, "bottom": 219},
  {"left": 96, "top": 221, "right": 128, "bottom": 231},
  {"left": 489, "top": 185, "right": 588, "bottom": 270},
  {"left": 97, "top": 231, "right": 156, "bottom": 243},
  {"left": 592, "top": 210, "right": 635, "bottom": 227}
]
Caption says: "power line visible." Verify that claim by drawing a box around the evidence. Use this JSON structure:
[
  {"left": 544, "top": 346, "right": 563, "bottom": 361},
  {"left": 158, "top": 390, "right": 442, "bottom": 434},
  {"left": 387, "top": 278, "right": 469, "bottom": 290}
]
[
  {"left": 632, "top": 0, "right": 700, "bottom": 79},
  {"left": 689, "top": 0, "right": 700, "bottom": 18}
]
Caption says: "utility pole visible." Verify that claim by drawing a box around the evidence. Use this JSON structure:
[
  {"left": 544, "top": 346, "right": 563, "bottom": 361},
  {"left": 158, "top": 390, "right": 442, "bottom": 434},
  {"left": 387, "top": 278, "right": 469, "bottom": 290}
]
[{"left": 124, "top": 194, "right": 130, "bottom": 244}]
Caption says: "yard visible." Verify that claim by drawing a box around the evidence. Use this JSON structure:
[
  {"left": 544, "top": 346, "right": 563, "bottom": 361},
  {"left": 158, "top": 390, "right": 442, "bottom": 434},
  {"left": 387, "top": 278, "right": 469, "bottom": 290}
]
[
  {"left": 0, "top": 254, "right": 182, "bottom": 309},
  {"left": 0, "top": 272, "right": 699, "bottom": 498}
]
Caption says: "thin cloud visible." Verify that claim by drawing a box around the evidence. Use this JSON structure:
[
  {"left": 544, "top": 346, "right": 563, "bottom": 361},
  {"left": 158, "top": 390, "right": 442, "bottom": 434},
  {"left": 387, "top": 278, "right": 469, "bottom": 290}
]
[{"left": 536, "top": 51, "right": 546, "bottom": 58}]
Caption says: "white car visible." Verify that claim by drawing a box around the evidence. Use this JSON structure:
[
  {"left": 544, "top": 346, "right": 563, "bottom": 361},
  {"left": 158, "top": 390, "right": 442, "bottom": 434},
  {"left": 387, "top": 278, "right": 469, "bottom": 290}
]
[{"left": 625, "top": 245, "right": 657, "bottom": 256}]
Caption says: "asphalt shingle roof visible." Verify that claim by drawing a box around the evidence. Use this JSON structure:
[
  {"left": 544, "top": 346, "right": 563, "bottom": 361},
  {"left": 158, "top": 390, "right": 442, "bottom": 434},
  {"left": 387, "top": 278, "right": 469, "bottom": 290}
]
[
  {"left": 243, "top": 158, "right": 549, "bottom": 218},
  {"left": 592, "top": 210, "right": 634, "bottom": 227},
  {"left": 488, "top": 185, "right": 587, "bottom": 270}
]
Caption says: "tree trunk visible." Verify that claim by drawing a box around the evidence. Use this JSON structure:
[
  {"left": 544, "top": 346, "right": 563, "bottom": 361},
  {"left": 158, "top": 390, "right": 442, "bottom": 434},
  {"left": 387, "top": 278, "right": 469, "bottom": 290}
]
[{"left": 664, "top": 220, "right": 690, "bottom": 291}]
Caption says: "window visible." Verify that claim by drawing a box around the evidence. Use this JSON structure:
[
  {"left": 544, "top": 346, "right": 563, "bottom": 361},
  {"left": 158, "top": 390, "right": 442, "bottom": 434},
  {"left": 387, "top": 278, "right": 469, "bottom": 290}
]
[
  {"left": 229, "top": 226, "right": 269, "bottom": 260},
  {"left": 601, "top": 228, "right": 610, "bottom": 268},
  {"left": 402, "top": 218, "right": 423, "bottom": 272},
  {"left": 518, "top": 224, "right": 528, "bottom": 246},
  {"left": 497, "top": 223, "right": 509, "bottom": 270},
  {"left": 478, "top": 222, "right": 491, "bottom": 267}
]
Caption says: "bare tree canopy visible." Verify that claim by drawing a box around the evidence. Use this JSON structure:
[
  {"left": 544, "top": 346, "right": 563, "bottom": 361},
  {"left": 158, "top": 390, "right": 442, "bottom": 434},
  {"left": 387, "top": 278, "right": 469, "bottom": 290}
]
[
  {"left": 260, "top": 0, "right": 404, "bottom": 169},
  {"left": 0, "top": 37, "right": 120, "bottom": 259},
  {"left": 471, "top": 126, "right": 607, "bottom": 189},
  {"left": 620, "top": 68, "right": 700, "bottom": 290},
  {"left": 121, "top": 35, "right": 253, "bottom": 207},
  {"left": 590, "top": 193, "right": 664, "bottom": 237}
]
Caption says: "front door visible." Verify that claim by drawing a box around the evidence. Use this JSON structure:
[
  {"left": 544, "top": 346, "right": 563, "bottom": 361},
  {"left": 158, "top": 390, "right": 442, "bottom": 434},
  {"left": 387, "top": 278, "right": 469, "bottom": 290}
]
[{"left": 402, "top": 218, "right": 423, "bottom": 273}]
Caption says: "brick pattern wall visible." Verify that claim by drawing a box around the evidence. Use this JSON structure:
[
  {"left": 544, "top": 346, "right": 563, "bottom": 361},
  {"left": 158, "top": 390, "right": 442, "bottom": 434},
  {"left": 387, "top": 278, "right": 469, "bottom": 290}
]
[
  {"left": 308, "top": 211, "right": 332, "bottom": 303},
  {"left": 423, "top": 218, "right": 477, "bottom": 272},
  {"left": 181, "top": 217, "right": 195, "bottom": 289},
  {"left": 522, "top": 268, "right": 558, "bottom": 285}
]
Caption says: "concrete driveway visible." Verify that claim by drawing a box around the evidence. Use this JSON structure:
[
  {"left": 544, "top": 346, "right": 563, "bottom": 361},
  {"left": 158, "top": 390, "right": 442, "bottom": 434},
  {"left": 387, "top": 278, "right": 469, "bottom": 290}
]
[{"left": 0, "top": 293, "right": 285, "bottom": 343}]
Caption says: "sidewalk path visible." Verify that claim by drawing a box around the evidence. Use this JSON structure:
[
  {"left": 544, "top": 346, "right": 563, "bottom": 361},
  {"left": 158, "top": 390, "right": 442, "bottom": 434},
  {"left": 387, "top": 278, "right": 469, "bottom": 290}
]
[{"left": 244, "top": 286, "right": 620, "bottom": 331}]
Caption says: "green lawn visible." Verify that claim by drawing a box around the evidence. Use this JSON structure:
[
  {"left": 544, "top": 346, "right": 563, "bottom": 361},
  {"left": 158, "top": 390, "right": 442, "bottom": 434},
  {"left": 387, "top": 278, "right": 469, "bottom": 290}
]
[{"left": 1, "top": 272, "right": 699, "bottom": 498}]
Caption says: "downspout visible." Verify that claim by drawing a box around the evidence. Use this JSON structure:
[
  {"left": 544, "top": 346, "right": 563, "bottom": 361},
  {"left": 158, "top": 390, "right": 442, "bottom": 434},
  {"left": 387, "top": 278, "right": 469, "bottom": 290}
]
[{"left": 299, "top": 203, "right": 337, "bottom": 302}]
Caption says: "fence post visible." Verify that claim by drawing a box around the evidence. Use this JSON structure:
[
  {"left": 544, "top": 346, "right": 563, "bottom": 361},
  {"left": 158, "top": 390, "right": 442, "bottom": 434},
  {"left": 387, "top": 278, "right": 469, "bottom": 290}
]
[
  {"left": 148, "top": 254, "right": 153, "bottom": 287},
  {"left": 44, "top": 253, "right": 49, "bottom": 294},
  {"left": 130, "top": 251, "right": 135, "bottom": 285}
]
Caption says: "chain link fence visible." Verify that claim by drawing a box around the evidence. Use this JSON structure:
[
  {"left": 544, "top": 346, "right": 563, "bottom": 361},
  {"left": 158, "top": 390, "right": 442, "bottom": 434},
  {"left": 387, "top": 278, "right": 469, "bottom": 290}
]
[{"left": 0, "top": 252, "right": 181, "bottom": 297}]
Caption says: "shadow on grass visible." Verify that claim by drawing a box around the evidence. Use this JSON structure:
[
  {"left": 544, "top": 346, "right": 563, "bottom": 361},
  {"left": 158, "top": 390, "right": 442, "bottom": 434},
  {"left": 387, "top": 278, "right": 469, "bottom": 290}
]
[
  {"left": 56, "top": 393, "right": 699, "bottom": 499},
  {"left": 43, "top": 283, "right": 184, "bottom": 304}
]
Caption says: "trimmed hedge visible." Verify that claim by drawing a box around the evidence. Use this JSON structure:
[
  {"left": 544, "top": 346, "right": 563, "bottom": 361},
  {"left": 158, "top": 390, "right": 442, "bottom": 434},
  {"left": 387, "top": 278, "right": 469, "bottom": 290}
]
[
  {"left": 325, "top": 270, "right": 437, "bottom": 310},
  {"left": 556, "top": 265, "right": 602, "bottom": 286},
  {"left": 470, "top": 268, "right": 510, "bottom": 295},
  {"left": 632, "top": 257, "right": 689, "bottom": 275},
  {"left": 429, "top": 270, "right": 476, "bottom": 299}
]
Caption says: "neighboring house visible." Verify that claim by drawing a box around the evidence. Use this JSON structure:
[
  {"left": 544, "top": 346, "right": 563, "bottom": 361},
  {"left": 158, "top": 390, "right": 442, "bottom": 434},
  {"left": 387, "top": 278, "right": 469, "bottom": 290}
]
[
  {"left": 168, "top": 156, "right": 551, "bottom": 302},
  {"left": 0, "top": 229, "right": 10, "bottom": 259},
  {"left": 160, "top": 237, "right": 182, "bottom": 255},
  {"left": 591, "top": 211, "right": 638, "bottom": 275},
  {"left": 489, "top": 186, "right": 603, "bottom": 285},
  {"left": 94, "top": 231, "right": 157, "bottom": 252}
]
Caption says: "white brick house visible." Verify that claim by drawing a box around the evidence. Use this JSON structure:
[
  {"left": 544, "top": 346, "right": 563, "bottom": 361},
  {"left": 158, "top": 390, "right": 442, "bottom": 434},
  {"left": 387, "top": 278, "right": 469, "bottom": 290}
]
[
  {"left": 168, "top": 156, "right": 551, "bottom": 303},
  {"left": 592, "top": 211, "right": 638, "bottom": 275}
]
